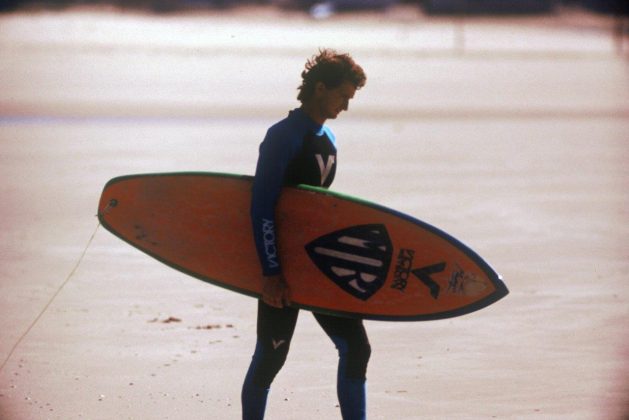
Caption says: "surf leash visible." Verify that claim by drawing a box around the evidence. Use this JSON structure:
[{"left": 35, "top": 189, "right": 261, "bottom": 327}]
[{"left": 0, "top": 221, "right": 101, "bottom": 373}]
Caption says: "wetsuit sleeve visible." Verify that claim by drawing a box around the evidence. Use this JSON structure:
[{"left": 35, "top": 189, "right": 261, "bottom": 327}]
[{"left": 251, "top": 127, "right": 300, "bottom": 276}]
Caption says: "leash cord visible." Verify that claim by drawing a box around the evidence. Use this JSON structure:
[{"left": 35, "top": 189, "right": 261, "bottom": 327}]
[{"left": 0, "top": 222, "right": 101, "bottom": 373}]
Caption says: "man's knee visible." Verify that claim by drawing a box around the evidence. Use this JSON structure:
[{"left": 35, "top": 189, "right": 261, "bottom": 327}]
[
  {"left": 346, "top": 339, "right": 371, "bottom": 380},
  {"left": 332, "top": 334, "right": 371, "bottom": 380},
  {"left": 251, "top": 340, "right": 291, "bottom": 387}
]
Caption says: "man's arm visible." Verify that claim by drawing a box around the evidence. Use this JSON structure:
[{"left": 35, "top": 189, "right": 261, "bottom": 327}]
[{"left": 251, "top": 127, "right": 299, "bottom": 307}]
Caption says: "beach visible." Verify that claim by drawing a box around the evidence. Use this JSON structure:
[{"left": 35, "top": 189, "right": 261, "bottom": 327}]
[{"left": 0, "top": 5, "right": 628, "bottom": 419}]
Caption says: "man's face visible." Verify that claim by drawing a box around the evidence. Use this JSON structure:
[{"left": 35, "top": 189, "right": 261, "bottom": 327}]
[{"left": 316, "top": 81, "right": 357, "bottom": 120}]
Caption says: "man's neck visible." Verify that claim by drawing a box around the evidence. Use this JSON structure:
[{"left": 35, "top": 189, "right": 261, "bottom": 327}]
[{"left": 300, "top": 103, "right": 326, "bottom": 126}]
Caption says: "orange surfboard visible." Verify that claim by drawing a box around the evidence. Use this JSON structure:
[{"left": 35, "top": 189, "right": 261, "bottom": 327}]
[{"left": 97, "top": 172, "right": 507, "bottom": 321}]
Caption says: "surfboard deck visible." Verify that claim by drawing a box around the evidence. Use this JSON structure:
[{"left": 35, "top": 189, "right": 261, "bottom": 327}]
[{"left": 97, "top": 172, "right": 508, "bottom": 321}]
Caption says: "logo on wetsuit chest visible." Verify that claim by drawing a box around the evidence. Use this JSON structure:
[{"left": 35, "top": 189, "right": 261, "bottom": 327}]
[
  {"left": 305, "top": 224, "right": 393, "bottom": 300},
  {"left": 315, "top": 154, "right": 335, "bottom": 186}
]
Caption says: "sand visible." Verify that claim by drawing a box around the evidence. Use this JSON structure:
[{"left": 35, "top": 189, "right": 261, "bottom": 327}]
[{"left": 0, "top": 5, "right": 628, "bottom": 419}]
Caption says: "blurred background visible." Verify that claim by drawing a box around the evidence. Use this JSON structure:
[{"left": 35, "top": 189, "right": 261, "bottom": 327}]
[{"left": 0, "top": 0, "right": 628, "bottom": 16}]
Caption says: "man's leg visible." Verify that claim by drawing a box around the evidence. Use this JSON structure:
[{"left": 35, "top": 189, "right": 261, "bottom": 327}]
[
  {"left": 313, "top": 313, "right": 371, "bottom": 420},
  {"left": 241, "top": 301, "right": 299, "bottom": 420}
]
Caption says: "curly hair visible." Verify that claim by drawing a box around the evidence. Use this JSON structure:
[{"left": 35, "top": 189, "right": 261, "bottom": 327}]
[{"left": 297, "top": 49, "right": 366, "bottom": 103}]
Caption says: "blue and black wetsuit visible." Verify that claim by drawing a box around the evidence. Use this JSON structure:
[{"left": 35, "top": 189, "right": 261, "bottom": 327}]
[
  {"left": 250, "top": 107, "right": 337, "bottom": 276},
  {"left": 242, "top": 108, "right": 371, "bottom": 420}
]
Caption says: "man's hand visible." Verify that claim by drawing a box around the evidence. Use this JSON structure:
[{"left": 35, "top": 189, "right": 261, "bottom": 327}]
[{"left": 261, "top": 274, "right": 291, "bottom": 308}]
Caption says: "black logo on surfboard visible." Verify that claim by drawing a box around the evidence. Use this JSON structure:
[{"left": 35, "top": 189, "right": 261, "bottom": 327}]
[{"left": 305, "top": 224, "right": 393, "bottom": 300}]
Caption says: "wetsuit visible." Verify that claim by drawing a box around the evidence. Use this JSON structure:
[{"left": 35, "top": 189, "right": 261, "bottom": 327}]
[{"left": 242, "top": 108, "right": 371, "bottom": 420}]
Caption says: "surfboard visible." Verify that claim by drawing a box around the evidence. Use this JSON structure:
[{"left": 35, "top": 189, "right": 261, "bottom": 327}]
[{"left": 97, "top": 172, "right": 507, "bottom": 321}]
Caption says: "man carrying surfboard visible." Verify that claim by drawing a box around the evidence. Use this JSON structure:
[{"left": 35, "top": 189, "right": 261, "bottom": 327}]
[{"left": 242, "top": 49, "right": 369, "bottom": 420}]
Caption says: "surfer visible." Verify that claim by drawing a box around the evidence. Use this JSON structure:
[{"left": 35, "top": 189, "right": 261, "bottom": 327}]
[{"left": 243, "top": 49, "right": 369, "bottom": 420}]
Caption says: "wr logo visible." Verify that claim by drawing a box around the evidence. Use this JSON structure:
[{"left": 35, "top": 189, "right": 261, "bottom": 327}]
[{"left": 305, "top": 224, "right": 392, "bottom": 300}]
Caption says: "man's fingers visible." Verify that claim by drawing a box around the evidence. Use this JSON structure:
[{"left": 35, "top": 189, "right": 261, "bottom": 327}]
[
  {"left": 263, "top": 294, "right": 283, "bottom": 309},
  {"left": 282, "top": 288, "right": 291, "bottom": 306}
]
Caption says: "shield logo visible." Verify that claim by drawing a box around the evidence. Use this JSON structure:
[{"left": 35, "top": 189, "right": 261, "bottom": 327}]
[{"left": 305, "top": 224, "right": 393, "bottom": 300}]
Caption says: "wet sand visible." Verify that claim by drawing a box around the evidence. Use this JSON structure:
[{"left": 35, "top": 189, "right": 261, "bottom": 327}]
[{"left": 0, "top": 5, "right": 628, "bottom": 419}]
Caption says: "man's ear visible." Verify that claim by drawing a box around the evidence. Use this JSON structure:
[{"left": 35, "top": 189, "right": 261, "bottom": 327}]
[{"left": 314, "top": 81, "right": 327, "bottom": 97}]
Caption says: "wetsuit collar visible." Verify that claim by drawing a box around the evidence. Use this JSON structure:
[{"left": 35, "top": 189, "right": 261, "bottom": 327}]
[{"left": 290, "top": 107, "right": 323, "bottom": 134}]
